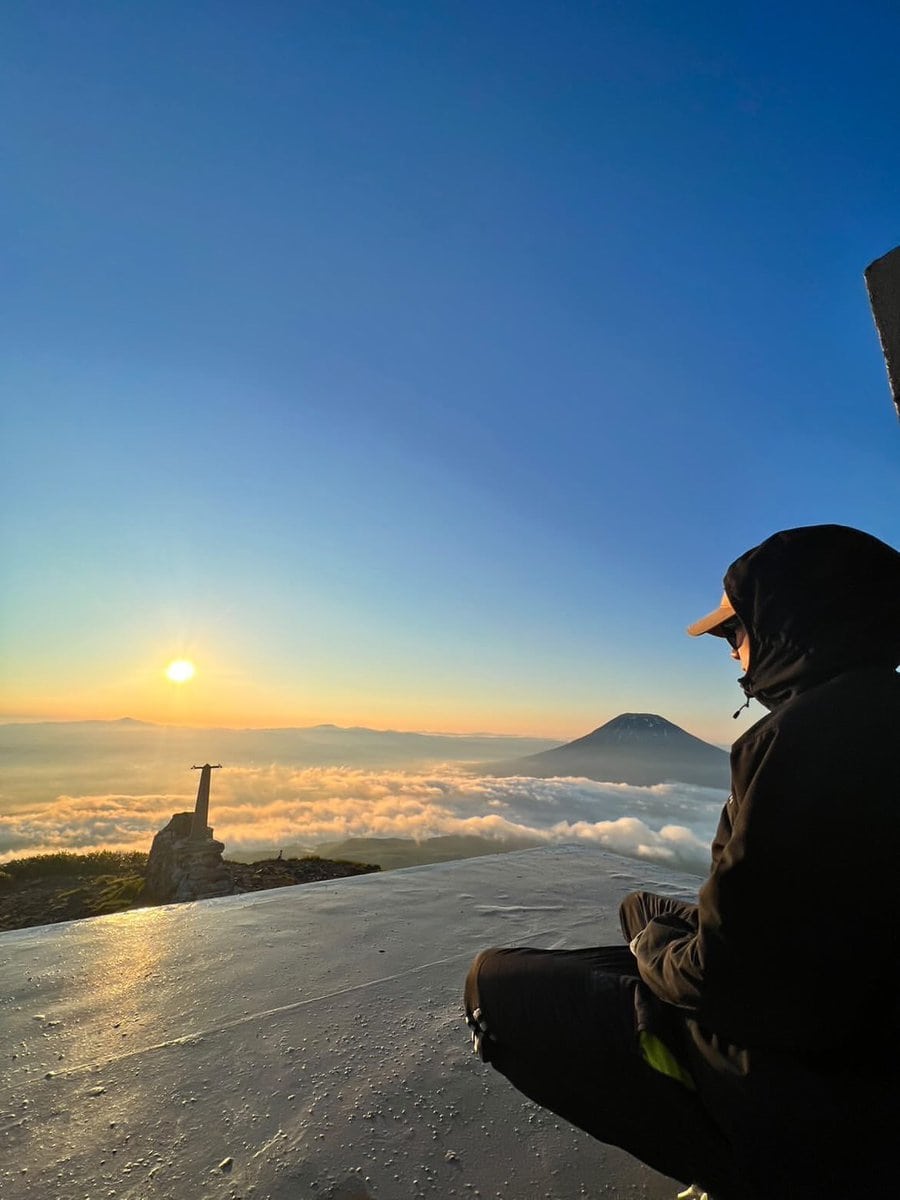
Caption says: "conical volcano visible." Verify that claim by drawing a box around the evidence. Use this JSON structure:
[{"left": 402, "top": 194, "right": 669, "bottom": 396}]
[{"left": 484, "top": 713, "right": 730, "bottom": 788}]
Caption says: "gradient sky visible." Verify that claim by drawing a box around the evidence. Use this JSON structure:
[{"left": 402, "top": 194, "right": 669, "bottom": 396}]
[{"left": 2, "top": 1, "right": 899, "bottom": 744}]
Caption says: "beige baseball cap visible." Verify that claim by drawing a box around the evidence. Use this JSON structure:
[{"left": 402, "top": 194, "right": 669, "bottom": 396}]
[{"left": 687, "top": 591, "right": 736, "bottom": 637}]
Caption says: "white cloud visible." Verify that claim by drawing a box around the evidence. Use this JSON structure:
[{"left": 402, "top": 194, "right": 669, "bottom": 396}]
[{"left": 0, "top": 765, "right": 723, "bottom": 875}]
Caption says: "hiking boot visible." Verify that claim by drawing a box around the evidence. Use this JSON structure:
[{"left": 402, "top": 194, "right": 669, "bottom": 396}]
[{"left": 464, "top": 1006, "right": 496, "bottom": 1061}]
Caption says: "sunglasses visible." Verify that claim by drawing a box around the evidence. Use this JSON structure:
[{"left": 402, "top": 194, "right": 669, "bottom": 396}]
[{"left": 719, "top": 618, "right": 745, "bottom": 650}]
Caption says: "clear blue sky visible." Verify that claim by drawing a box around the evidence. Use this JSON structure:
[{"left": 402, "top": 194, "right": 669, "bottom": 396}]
[{"left": 2, "top": 1, "right": 898, "bottom": 742}]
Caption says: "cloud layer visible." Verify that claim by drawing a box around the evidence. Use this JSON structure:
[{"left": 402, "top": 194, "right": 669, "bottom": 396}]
[{"left": 0, "top": 765, "right": 724, "bottom": 876}]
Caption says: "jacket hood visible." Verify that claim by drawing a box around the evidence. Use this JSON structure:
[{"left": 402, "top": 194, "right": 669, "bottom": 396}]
[{"left": 724, "top": 525, "right": 900, "bottom": 709}]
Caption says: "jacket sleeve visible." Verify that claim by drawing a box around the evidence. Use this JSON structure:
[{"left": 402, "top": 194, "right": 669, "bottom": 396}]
[
  {"left": 633, "top": 673, "right": 900, "bottom": 1052},
  {"left": 639, "top": 793, "right": 737, "bottom": 1000},
  {"left": 632, "top": 724, "right": 809, "bottom": 1035}
]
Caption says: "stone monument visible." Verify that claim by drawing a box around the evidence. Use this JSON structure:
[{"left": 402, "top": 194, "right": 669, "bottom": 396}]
[{"left": 144, "top": 764, "right": 235, "bottom": 903}]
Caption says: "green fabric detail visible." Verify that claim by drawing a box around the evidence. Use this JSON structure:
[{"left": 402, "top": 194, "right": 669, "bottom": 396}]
[{"left": 638, "top": 1031, "right": 696, "bottom": 1091}]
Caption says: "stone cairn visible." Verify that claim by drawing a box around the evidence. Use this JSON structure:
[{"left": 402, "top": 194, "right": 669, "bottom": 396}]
[{"left": 144, "top": 764, "right": 235, "bottom": 903}]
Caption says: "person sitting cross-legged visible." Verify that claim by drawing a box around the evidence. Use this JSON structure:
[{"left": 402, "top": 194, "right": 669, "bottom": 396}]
[{"left": 464, "top": 524, "right": 900, "bottom": 1200}]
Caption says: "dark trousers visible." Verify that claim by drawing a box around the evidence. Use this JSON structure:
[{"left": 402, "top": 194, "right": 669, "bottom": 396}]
[{"left": 464, "top": 893, "right": 751, "bottom": 1199}]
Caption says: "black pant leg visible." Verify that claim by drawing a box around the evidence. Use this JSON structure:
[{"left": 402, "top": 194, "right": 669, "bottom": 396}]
[{"left": 465, "top": 946, "right": 748, "bottom": 1199}]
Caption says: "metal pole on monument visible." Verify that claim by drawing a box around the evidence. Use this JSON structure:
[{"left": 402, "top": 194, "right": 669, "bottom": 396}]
[{"left": 190, "top": 763, "right": 222, "bottom": 841}]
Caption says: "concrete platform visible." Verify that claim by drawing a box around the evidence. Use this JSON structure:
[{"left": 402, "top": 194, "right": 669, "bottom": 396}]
[{"left": 0, "top": 845, "right": 700, "bottom": 1200}]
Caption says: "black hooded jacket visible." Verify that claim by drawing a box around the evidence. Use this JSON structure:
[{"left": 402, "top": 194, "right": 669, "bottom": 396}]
[{"left": 634, "top": 525, "right": 900, "bottom": 1058}]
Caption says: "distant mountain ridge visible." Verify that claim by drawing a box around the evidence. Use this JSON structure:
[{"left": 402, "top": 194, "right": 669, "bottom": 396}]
[
  {"left": 484, "top": 712, "right": 730, "bottom": 789},
  {"left": 0, "top": 718, "right": 560, "bottom": 777}
]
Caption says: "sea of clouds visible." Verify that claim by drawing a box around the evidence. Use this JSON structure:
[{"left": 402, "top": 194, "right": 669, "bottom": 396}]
[{"left": 0, "top": 764, "right": 725, "bottom": 876}]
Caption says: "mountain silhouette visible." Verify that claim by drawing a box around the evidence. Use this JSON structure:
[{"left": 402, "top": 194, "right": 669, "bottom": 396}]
[{"left": 484, "top": 713, "right": 730, "bottom": 788}]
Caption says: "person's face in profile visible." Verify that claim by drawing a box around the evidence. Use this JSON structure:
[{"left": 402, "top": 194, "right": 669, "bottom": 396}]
[{"left": 722, "top": 619, "right": 751, "bottom": 671}]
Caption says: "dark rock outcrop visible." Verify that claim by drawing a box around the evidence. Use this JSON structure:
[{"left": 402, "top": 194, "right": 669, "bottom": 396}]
[{"left": 0, "top": 854, "right": 380, "bottom": 932}]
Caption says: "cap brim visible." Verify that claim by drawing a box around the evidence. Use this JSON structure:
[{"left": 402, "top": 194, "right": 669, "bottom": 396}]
[{"left": 686, "top": 595, "right": 736, "bottom": 637}]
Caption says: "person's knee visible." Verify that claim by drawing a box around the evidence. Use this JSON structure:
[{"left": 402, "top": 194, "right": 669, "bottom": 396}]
[
  {"left": 464, "top": 948, "right": 503, "bottom": 1062},
  {"left": 464, "top": 947, "right": 498, "bottom": 1016}
]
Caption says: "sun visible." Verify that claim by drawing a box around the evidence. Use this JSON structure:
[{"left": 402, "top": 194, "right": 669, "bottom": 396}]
[{"left": 165, "top": 659, "right": 196, "bottom": 684}]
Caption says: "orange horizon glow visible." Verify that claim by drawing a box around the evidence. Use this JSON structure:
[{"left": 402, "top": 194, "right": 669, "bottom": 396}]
[
  {"left": 0, "top": 696, "right": 583, "bottom": 739},
  {"left": 0, "top": 699, "right": 732, "bottom": 748}
]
